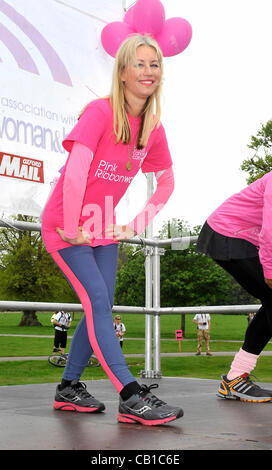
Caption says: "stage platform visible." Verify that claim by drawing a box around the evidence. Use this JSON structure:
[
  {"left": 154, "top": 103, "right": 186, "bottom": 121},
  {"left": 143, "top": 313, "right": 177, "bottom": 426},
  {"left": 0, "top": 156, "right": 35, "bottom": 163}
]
[{"left": 1, "top": 377, "right": 272, "bottom": 451}]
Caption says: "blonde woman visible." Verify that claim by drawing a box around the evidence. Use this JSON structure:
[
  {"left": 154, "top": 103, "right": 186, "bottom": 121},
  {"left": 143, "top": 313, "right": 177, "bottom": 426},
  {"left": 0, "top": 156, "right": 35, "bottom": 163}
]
[{"left": 41, "top": 35, "right": 183, "bottom": 425}]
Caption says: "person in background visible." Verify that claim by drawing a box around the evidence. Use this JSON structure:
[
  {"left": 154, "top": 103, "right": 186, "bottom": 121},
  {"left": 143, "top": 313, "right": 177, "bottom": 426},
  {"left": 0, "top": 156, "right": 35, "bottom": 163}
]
[
  {"left": 41, "top": 34, "right": 183, "bottom": 425},
  {"left": 197, "top": 170, "right": 272, "bottom": 402},
  {"left": 193, "top": 313, "right": 211, "bottom": 356},
  {"left": 247, "top": 312, "right": 256, "bottom": 324},
  {"left": 113, "top": 315, "right": 126, "bottom": 348},
  {"left": 51, "top": 311, "right": 72, "bottom": 355}
]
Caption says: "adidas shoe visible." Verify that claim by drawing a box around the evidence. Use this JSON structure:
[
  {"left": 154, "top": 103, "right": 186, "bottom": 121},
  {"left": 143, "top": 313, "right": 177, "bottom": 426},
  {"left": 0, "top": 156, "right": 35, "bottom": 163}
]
[
  {"left": 54, "top": 380, "right": 105, "bottom": 412},
  {"left": 217, "top": 374, "right": 272, "bottom": 402},
  {"left": 118, "top": 383, "right": 183, "bottom": 426}
]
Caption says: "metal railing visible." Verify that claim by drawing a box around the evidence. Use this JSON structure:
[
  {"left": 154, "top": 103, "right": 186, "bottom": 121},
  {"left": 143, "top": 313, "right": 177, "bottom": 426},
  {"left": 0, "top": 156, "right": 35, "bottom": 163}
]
[{"left": 0, "top": 217, "right": 260, "bottom": 378}]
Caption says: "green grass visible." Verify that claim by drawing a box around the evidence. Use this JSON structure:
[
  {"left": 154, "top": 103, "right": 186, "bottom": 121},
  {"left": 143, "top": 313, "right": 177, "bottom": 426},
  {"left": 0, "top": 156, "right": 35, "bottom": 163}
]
[
  {"left": 0, "top": 311, "right": 251, "bottom": 340},
  {"left": 4, "top": 335, "right": 272, "bottom": 357},
  {"left": 0, "top": 360, "right": 108, "bottom": 386},
  {"left": 160, "top": 355, "right": 272, "bottom": 382},
  {"left": 1, "top": 356, "right": 271, "bottom": 387},
  {"left": 0, "top": 312, "right": 82, "bottom": 336},
  {"left": 0, "top": 311, "right": 271, "bottom": 386}
]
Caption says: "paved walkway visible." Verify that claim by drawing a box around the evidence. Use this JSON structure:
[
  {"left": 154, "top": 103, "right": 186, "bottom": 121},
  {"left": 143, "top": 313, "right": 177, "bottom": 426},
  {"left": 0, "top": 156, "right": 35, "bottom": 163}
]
[{"left": 1, "top": 377, "right": 272, "bottom": 451}]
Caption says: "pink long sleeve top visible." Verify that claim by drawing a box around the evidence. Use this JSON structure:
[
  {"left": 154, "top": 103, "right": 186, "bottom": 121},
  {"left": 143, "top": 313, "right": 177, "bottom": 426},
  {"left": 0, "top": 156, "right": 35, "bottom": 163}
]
[
  {"left": 207, "top": 170, "right": 272, "bottom": 278},
  {"left": 41, "top": 98, "right": 174, "bottom": 252}
]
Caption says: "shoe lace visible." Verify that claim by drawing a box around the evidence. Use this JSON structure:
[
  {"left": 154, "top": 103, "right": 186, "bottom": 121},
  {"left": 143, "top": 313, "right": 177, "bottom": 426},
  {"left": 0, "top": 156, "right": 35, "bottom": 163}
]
[
  {"left": 241, "top": 373, "right": 261, "bottom": 389},
  {"left": 139, "top": 384, "right": 166, "bottom": 407},
  {"left": 72, "top": 381, "right": 94, "bottom": 398}
]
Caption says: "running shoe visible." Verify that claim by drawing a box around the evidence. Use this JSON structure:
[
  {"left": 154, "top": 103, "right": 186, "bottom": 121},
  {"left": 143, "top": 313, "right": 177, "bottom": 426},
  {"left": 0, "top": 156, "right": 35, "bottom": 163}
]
[
  {"left": 54, "top": 380, "right": 105, "bottom": 412},
  {"left": 118, "top": 383, "right": 183, "bottom": 426},
  {"left": 217, "top": 374, "right": 272, "bottom": 402}
]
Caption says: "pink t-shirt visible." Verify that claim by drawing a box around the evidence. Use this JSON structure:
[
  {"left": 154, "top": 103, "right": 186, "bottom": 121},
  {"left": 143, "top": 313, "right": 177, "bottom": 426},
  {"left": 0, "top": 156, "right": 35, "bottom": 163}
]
[
  {"left": 207, "top": 171, "right": 272, "bottom": 277},
  {"left": 41, "top": 98, "right": 172, "bottom": 253}
]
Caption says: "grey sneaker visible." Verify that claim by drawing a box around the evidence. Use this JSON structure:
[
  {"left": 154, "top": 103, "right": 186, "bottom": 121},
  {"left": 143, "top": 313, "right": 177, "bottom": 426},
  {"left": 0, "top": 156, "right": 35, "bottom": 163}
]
[
  {"left": 118, "top": 383, "right": 183, "bottom": 426},
  {"left": 54, "top": 380, "right": 105, "bottom": 412},
  {"left": 217, "top": 374, "right": 272, "bottom": 402}
]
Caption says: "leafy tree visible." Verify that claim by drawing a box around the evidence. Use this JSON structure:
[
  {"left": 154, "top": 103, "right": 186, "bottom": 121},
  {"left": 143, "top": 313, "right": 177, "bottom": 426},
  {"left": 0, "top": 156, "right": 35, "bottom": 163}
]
[
  {"left": 117, "top": 242, "right": 133, "bottom": 271},
  {"left": 0, "top": 215, "right": 77, "bottom": 326},
  {"left": 114, "top": 245, "right": 145, "bottom": 306},
  {"left": 159, "top": 219, "right": 255, "bottom": 307},
  {"left": 241, "top": 120, "right": 272, "bottom": 183},
  {"left": 114, "top": 219, "right": 256, "bottom": 336}
]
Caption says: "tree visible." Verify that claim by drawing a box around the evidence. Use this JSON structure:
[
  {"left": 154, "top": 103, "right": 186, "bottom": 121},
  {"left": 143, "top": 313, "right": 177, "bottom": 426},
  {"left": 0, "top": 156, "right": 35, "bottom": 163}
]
[
  {"left": 159, "top": 219, "right": 255, "bottom": 306},
  {"left": 114, "top": 245, "right": 145, "bottom": 307},
  {"left": 114, "top": 219, "right": 256, "bottom": 328},
  {"left": 241, "top": 119, "right": 272, "bottom": 183},
  {"left": 0, "top": 215, "right": 78, "bottom": 326}
]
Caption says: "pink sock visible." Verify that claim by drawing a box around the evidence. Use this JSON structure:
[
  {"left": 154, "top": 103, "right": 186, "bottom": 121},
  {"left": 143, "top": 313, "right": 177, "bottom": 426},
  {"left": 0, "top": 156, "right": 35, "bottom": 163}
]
[{"left": 227, "top": 348, "right": 259, "bottom": 380}]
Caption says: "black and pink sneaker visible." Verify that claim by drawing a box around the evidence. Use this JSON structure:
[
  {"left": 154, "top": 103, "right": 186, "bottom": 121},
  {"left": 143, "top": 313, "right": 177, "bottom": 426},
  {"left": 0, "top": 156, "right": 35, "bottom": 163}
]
[
  {"left": 54, "top": 380, "right": 105, "bottom": 413},
  {"left": 118, "top": 384, "right": 183, "bottom": 426}
]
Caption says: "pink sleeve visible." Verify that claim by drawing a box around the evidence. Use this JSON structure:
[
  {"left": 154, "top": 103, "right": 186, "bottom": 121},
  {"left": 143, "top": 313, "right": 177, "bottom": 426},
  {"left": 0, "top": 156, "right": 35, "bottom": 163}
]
[
  {"left": 63, "top": 142, "right": 93, "bottom": 239},
  {"left": 141, "top": 123, "right": 172, "bottom": 173},
  {"left": 62, "top": 99, "right": 107, "bottom": 154},
  {"left": 128, "top": 167, "right": 174, "bottom": 235},
  {"left": 259, "top": 175, "right": 272, "bottom": 278}
]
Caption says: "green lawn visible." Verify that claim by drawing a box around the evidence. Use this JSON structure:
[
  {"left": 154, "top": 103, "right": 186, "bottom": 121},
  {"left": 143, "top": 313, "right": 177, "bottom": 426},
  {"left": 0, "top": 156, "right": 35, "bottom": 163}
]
[
  {"left": 3, "top": 335, "right": 272, "bottom": 357},
  {"left": 0, "top": 310, "right": 252, "bottom": 339},
  {"left": 0, "top": 311, "right": 271, "bottom": 386},
  {"left": 0, "top": 311, "right": 260, "bottom": 358},
  {"left": 1, "top": 355, "right": 271, "bottom": 387}
]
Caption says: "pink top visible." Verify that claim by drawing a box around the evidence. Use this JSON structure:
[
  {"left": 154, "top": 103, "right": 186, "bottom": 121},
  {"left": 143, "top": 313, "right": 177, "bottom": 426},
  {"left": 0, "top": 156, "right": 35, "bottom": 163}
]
[
  {"left": 41, "top": 98, "right": 173, "bottom": 253},
  {"left": 128, "top": 166, "right": 174, "bottom": 234},
  {"left": 207, "top": 171, "right": 272, "bottom": 278}
]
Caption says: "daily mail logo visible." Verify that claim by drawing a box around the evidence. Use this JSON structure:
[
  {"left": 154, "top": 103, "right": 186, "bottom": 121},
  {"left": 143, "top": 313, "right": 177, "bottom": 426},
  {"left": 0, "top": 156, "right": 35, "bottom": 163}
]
[{"left": 0, "top": 152, "right": 44, "bottom": 184}]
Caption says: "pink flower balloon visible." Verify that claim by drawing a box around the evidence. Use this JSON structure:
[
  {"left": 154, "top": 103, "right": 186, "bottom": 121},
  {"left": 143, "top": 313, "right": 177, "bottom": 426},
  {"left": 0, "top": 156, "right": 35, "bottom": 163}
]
[
  {"left": 101, "top": 0, "right": 192, "bottom": 58},
  {"left": 101, "top": 21, "right": 135, "bottom": 57},
  {"left": 124, "top": 6, "right": 135, "bottom": 27},
  {"left": 156, "top": 17, "right": 192, "bottom": 57},
  {"left": 132, "top": 0, "right": 165, "bottom": 36}
]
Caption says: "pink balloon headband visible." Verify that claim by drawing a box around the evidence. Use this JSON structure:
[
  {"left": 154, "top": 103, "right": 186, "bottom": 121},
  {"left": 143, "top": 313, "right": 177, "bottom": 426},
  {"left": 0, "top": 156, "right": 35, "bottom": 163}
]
[{"left": 101, "top": 0, "right": 192, "bottom": 58}]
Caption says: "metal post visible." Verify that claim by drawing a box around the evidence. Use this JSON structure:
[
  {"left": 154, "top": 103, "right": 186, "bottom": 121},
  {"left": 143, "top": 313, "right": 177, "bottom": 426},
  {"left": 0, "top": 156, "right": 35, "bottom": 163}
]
[
  {"left": 141, "top": 246, "right": 153, "bottom": 378},
  {"left": 140, "top": 173, "right": 154, "bottom": 378},
  {"left": 152, "top": 242, "right": 164, "bottom": 378}
]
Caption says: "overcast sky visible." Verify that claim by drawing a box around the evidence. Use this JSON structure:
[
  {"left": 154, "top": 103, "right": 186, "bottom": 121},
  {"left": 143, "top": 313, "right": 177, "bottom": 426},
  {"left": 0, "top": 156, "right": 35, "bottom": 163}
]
[{"left": 121, "top": 0, "right": 272, "bottom": 234}]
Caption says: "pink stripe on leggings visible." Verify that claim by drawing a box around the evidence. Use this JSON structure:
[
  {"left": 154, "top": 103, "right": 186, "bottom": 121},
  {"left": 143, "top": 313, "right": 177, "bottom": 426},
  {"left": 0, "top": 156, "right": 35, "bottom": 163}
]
[{"left": 51, "top": 251, "right": 124, "bottom": 393}]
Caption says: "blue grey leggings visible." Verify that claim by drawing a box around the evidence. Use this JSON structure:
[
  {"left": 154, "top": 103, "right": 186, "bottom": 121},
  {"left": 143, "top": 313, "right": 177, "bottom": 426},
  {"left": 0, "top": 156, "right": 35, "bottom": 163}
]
[{"left": 51, "top": 244, "right": 135, "bottom": 393}]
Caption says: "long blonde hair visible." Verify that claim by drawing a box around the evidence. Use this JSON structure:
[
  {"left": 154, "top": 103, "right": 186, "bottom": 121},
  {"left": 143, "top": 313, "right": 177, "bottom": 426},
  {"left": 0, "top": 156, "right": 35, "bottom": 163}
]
[{"left": 110, "top": 34, "right": 163, "bottom": 149}]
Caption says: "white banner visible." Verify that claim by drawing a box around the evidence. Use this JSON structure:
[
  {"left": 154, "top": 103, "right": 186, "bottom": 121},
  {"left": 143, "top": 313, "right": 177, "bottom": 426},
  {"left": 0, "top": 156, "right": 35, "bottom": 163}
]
[{"left": 0, "top": 0, "right": 123, "bottom": 216}]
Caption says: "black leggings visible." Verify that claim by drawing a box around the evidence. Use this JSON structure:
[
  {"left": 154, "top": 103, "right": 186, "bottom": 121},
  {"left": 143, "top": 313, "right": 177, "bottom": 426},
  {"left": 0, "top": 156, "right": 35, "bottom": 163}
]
[{"left": 214, "top": 256, "right": 272, "bottom": 355}]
